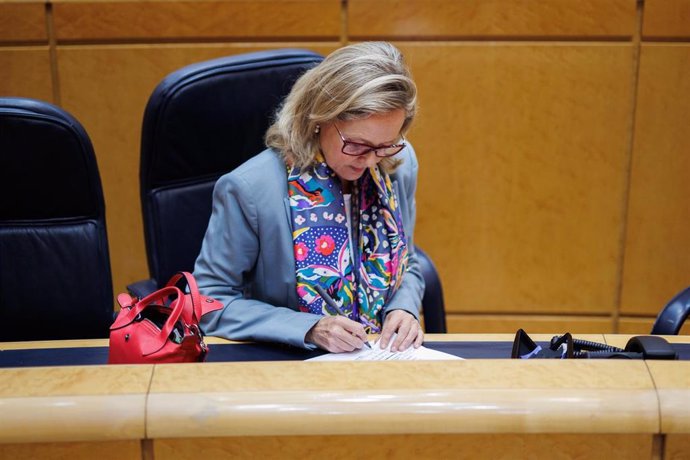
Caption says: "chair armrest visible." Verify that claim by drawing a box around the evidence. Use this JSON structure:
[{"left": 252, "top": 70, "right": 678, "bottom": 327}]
[{"left": 651, "top": 286, "right": 690, "bottom": 335}]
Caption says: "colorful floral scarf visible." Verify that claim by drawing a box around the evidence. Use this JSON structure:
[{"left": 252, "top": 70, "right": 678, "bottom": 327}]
[{"left": 287, "top": 156, "right": 408, "bottom": 332}]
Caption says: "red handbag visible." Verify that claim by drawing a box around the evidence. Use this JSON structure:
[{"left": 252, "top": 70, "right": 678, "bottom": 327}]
[{"left": 108, "top": 272, "right": 223, "bottom": 364}]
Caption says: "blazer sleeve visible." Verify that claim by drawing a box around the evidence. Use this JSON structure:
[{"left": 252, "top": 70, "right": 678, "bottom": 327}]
[
  {"left": 194, "top": 168, "right": 322, "bottom": 349},
  {"left": 383, "top": 144, "right": 425, "bottom": 321}
]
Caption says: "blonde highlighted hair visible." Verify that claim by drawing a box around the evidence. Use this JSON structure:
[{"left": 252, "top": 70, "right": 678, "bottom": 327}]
[{"left": 265, "top": 42, "right": 417, "bottom": 172}]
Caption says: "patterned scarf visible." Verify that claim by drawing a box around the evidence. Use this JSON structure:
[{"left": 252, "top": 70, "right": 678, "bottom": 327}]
[{"left": 287, "top": 156, "right": 408, "bottom": 332}]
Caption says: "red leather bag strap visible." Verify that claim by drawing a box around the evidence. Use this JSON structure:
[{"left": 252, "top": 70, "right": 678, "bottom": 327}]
[
  {"left": 135, "top": 286, "right": 187, "bottom": 356},
  {"left": 165, "top": 271, "right": 202, "bottom": 324},
  {"left": 111, "top": 285, "right": 180, "bottom": 330},
  {"left": 146, "top": 289, "right": 187, "bottom": 356}
]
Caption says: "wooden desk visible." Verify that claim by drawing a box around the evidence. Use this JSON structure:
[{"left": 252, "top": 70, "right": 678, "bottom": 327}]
[{"left": 0, "top": 334, "right": 688, "bottom": 460}]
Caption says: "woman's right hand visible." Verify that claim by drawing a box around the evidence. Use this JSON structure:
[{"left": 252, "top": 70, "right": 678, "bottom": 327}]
[{"left": 305, "top": 316, "right": 369, "bottom": 353}]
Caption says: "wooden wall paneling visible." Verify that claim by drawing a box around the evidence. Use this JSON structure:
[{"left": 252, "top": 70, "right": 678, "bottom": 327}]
[
  {"left": 643, "top": 0, "right": 690, "bottom": 39},
  {"left": 154, "top": 434, "right": 653, "bottom": 460},
  {"left": 52, "top": 0, "right": 341, "bottom": 42},
  {"left": 0, "top": 2, "right": 47, "bottom": 43},
  {"left": 446, "top": 314, "right": 613, "bottom": 334},
  {"left": 401, "top": 43, "right": 634, "bottom": 315},
  {"left": 4, "top": 0, "right": 683, "bottom": 331},
  {"left": 620, "top": 44, "right": 690, "bottom": 315},
  {"left": 56, "top": 44, "right": 338, "bottom": 296},
  {"left": 0, "top": 1, "right": 51, "bottom": 102},
  {"left": 618, "top": 317, "right": 690, "bottom": 336},
  {"left": 0, "top": 441, "right": 142, "bottom": 460},
  {"left": 617, "top": 316, "right": 656, "bottom": 335},
  {"left": 348, "top": 0, "right": 636, "bottom": 39},
  {"left": 618, "top": 316, "right": 690, "bottom": 335},
  {"left": 0, "top": 47, "right": 53, "bottom": 101},
  {"left": 665, "top": 435, "right": 690, "bottom": 460}
]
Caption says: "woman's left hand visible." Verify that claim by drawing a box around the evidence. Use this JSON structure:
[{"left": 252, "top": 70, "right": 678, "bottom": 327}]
[{"left": 378, "top": 309, "right": 424, "bottom": 352}]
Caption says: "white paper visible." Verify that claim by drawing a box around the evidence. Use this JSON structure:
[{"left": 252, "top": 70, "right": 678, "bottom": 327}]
[{"left": 306, "top": 335, "right": 463, "bottom": 361}]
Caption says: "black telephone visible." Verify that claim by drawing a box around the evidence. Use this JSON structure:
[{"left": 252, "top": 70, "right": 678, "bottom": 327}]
[{"left": 512, "top": 329, "right": 678, "bottom": 360}]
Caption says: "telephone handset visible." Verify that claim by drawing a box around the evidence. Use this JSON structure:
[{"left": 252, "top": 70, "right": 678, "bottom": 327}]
[{"left": 624, "top": 335, "right": 678, "bottom": 360}]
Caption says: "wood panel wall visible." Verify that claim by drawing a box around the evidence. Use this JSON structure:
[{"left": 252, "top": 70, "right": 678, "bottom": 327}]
[{"left": 1, "top": 0, "right": 688, "bottom": 335}]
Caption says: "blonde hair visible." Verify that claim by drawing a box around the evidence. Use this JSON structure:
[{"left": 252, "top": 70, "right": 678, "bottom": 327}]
[{"left": 265, "top": 42, "right": 417, "bottom": 172}]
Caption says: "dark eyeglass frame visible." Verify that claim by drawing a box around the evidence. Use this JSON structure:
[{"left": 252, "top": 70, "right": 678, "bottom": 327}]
[{"left": 333, "top": 123, "right": 406, "bottom": 158}]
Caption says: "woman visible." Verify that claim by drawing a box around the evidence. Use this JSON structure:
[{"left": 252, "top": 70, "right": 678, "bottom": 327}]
[{"left": 194, "top": 42, "right": 424, "bottom": 353}]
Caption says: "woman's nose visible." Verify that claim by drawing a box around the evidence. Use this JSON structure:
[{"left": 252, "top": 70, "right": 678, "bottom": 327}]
[{"left": 362, "top": 151, "right": 381, "bottom": 168}]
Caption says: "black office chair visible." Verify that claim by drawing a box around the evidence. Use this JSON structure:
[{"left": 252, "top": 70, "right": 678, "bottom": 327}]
[
  {"left": 0, "top": 97, "right": 114, "bottom": 341},
  {"left": 651, "top": 286, "right": 690, "bottom": 335},
  {"left": 128, "top": 49, "right": 325, "bottom": 296},
  {"left": 416, "top": 246, "right": 447, "bottom": 333}
]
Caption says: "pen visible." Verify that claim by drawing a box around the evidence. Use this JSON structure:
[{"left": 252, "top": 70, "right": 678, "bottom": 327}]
[{"left": 313, "top": 284, "right": 371, "bottom": 349}]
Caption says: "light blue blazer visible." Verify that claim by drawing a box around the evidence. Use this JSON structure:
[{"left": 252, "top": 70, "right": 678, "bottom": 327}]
[{"left": 194, "top": 146, "right": 424, "bottom": 349}]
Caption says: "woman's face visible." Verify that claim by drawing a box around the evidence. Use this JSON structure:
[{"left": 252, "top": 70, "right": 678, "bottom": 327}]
[{"left": 319, "top": 109, "right": 406, "bottom": 184}]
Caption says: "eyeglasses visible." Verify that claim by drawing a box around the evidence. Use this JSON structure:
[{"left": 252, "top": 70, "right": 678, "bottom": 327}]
[{"left": 333, "top": 123, "right": 406, "bottom": 158}]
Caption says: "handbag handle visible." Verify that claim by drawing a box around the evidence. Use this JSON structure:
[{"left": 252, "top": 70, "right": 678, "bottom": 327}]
[
  {"left": 165, "top": 271, "right": 202, "bottom": 324},
  {"left": 112, "top": 285, "right": 180, "bottom": 327},
  {"left": 112, "top": 285, "right": 188, "bottom": 355}
]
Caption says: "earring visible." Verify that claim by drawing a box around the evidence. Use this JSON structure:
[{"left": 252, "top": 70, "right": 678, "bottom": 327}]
[{"left": 314, "top": 125, "right": 320, "bottom": 134}]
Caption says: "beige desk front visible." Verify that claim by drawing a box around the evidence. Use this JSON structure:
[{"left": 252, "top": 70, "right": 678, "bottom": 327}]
[{"left": 0, "top": 334, "right": 687, "bottom": 460}]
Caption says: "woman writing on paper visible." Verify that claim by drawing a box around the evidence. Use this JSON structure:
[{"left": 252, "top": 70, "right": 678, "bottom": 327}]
[{"left": 194, "top": 42, "right": 424, "bottom": 353}]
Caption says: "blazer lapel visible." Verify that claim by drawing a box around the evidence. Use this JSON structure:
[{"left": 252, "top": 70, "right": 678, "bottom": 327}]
[{"left": 283, "top": 196, "right": 292, "bottom": 231}]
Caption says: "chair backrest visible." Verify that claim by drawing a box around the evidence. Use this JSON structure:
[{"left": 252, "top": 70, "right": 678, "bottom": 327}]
[
  {"left": 651, "top": 286, "right": 690, "bottom": 335},
  {"left": 0, "top": 97, "right": 114, "bottom": 341},
  {"left": 140, "top": 49, "right": 324, "bottom": 288},
  {"left": 416, "top": 246, "right": 447, "bottom": 333}
]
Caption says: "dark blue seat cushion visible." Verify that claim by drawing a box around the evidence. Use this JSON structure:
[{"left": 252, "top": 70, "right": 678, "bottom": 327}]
[{"left": 0, "top": 222, "right": 113, "bottom": 341}]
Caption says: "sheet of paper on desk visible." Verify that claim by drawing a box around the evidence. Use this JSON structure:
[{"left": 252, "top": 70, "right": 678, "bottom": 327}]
[{"left": 306, "top": 335, "right": 463, "bottom": 361}]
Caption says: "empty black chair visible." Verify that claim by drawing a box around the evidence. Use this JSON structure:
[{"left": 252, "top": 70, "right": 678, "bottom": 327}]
[
  {"left": 129, "top": 49, "right": 324, "bottom": 296},
  {"left": 0, "top": 97, "right": 113, "bottom": 341},
  {"left": 416, "top": 246, "right": 447, "bottom": 333},
  {"left": 651, "top": 286, "right": 690, "bottom": 335}
]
